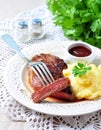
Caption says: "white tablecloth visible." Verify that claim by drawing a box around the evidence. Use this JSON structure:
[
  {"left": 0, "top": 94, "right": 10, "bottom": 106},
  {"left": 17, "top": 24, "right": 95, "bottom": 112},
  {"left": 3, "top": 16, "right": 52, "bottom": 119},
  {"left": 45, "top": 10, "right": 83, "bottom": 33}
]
[{"left": 0, "top": 5, "right": 101, "bottom": 130}]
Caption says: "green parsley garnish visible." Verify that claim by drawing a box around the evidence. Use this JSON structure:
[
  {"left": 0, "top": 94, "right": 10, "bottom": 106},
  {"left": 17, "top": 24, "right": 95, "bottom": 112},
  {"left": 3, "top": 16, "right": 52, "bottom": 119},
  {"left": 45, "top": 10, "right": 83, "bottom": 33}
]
[{"left": 72, "top": 63, "right": 92, "bottom": 77}]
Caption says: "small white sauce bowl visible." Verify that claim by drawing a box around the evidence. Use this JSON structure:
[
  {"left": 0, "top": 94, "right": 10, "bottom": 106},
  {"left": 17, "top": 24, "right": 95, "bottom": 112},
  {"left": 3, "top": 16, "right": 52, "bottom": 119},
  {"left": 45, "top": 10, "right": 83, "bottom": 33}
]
[{"left": 64, "top": 41, "right": 95, "bottom": 64}]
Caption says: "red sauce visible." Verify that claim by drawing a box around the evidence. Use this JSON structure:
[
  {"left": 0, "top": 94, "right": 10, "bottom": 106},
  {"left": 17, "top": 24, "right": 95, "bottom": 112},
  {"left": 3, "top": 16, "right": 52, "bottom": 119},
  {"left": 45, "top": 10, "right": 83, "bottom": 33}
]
[{"left": 69, "top": 46, "right": 91, "bottom": 57}]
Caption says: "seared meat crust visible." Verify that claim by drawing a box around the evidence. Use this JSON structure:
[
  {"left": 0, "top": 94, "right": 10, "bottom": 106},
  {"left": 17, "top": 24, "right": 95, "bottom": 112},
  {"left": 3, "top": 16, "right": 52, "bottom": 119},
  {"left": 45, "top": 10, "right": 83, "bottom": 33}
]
[{"left": 31, "top": 53, "right": 67, "bottom": 80}]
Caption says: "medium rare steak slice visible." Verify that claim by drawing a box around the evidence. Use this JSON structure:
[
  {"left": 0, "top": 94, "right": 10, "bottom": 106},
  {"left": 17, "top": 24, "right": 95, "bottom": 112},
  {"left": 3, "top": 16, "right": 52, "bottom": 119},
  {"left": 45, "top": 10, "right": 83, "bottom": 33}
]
[{"left": 31, "top": 78, "right": 70, "bottom": 103}]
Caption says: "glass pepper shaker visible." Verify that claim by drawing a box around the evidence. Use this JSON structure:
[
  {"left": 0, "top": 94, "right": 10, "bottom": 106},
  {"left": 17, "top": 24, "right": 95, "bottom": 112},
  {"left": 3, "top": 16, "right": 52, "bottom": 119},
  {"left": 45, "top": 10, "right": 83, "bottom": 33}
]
[
  {"left": 31, "top": 18, "right": 44, "bottom": 40},
  {"left": 15, "top": 21, "right": 30, "bottom": 43}
]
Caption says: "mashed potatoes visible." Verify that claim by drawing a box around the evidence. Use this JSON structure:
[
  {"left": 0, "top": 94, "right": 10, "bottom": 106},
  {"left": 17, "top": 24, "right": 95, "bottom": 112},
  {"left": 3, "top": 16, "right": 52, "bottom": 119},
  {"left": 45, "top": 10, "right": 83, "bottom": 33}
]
[{"left": 63, "top": 63, "right": 101, "bottom": 100}]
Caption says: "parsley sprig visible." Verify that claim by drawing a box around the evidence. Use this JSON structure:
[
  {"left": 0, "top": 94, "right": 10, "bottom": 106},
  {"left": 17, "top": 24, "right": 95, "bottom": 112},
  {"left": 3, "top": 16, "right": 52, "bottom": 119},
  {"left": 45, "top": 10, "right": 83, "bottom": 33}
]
[{"left": 72, "top": 63, "right": 92, "bottom": 77}]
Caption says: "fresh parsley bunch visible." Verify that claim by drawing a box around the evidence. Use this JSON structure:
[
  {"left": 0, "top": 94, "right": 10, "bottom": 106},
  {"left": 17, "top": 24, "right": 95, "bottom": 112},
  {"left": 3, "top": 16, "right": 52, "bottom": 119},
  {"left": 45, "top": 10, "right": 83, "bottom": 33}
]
[{"left": 47, "top": 0, "right": 101, "bottom": 48}]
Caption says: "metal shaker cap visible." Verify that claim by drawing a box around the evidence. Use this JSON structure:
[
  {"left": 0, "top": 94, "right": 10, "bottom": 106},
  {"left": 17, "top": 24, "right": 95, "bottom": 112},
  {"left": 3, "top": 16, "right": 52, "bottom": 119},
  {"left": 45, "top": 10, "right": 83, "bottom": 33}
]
[
  {"left": 18, "top": 21, "right": 28, "bottom": 29},
  {"left": 32, "top": 18, "right": 42, "bottom": 26}
]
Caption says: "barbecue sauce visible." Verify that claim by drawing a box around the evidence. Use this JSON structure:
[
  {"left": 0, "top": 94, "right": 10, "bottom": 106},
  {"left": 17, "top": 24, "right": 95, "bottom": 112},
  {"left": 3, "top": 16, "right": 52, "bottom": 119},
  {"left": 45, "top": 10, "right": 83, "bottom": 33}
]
[{"left": 69, "top": 46, "right": 91, "bottom": 57}]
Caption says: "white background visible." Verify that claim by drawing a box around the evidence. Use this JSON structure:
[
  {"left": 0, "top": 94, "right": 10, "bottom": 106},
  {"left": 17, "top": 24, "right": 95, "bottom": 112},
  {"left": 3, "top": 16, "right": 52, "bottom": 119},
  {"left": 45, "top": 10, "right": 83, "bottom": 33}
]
[{"left": 0, "top": 0, "right": 46, "bottom": 20}]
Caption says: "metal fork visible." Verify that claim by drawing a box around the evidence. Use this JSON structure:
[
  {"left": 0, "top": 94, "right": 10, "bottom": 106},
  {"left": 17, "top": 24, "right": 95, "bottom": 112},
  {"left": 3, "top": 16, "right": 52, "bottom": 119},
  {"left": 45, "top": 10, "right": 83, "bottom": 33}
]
[{"left": 1, "top": 34, "right": 54, "bottom": 86}]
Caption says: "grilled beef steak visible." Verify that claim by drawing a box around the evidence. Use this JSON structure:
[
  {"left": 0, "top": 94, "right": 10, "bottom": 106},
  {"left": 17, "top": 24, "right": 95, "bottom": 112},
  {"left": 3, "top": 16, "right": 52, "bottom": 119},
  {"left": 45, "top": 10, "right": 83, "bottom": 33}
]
[
  {"left": 28, "top": 53, "right": 67, "bottom": 91},
  {"left": 31, "top": 53, "right": 67, "bottom": 80},
  {"left": 27, "top": 53, "right": 75, "bottom": 102},
  {"left": 31, "top": 78, "right": 71, "bottom": 103}
]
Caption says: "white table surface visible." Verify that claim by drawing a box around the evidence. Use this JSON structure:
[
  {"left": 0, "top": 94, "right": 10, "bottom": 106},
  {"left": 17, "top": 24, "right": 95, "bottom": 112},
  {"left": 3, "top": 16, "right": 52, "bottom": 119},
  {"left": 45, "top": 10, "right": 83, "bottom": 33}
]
[
  {"left": 0, "top": 0, "right": 46, "bottom": 129},
  {"left": 0, "top": 0, "right": 46, "bottom": 20}
]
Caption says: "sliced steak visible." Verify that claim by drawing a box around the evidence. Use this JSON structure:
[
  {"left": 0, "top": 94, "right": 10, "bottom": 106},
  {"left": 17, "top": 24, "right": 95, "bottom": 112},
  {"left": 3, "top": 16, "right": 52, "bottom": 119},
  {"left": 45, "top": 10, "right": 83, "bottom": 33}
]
[
  {"left": 31, "top": 78, "right": 70, "bottom": 103},
  {"left": 50, "top": 91, "right": 75, "bottom": 102}
]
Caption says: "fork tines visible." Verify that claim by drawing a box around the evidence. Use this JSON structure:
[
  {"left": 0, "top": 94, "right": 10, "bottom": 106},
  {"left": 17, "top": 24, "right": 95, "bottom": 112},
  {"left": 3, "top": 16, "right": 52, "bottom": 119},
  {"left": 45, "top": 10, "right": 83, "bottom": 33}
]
[{"left": 31, "top": 62, "right": 54, "bottom": 86}]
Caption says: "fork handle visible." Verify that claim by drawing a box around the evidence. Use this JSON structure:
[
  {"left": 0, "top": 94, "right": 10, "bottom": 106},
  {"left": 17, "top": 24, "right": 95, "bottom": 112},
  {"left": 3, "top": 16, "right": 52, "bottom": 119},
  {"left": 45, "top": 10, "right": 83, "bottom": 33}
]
[
  {"left": 1, "top": 34, "right": 30, "bottom": 62},
  {"left": 1, "top": 34, "right": 21, "bottom": 52}
]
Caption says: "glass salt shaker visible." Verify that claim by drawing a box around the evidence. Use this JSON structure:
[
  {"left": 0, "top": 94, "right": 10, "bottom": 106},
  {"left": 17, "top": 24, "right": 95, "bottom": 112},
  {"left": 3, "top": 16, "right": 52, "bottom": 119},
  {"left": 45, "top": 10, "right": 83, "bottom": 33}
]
[
  {"left": 15, "top": 21, "right": 30, "bottom": 43},
  {"left": 31, "top": 18, "right": 44, "bottom": 40}
]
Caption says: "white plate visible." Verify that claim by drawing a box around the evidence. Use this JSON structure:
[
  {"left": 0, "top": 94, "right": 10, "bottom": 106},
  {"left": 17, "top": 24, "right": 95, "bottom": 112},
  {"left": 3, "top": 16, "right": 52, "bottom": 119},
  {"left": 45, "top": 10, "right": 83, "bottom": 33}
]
[{"left": 4, "top": 41, "right": 101, "bottom": 116}]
